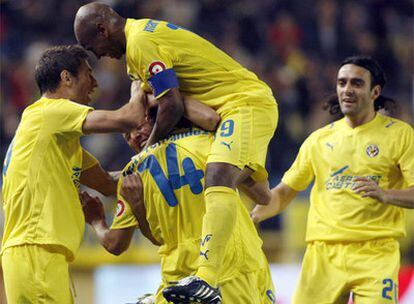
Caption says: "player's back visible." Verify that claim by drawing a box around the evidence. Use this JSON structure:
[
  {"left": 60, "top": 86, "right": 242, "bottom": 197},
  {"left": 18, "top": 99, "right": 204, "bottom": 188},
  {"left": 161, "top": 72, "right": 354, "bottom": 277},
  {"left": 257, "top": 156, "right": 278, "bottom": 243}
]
[
  {"left": 125, "top": 19, "right": 275, "bottom": 110},
  {"left": 123, "top": 129, "right": 268, "bottom": 283}
]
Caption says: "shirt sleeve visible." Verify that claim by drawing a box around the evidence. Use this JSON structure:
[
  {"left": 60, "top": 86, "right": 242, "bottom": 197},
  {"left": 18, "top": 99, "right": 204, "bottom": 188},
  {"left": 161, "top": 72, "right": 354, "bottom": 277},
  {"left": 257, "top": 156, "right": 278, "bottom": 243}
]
[
  {"left": 282, "top": 135, "right": 315, "bottom": 191},
  {"left": 44, "top": 99, "right": 93, "bottom": 138},
  {"left": 127, "top": 32, "right": 176, "bottom": 98},
  {"left": 81, "top": 149, "right": 99, "bottom": 171},
  {"left": 398, "top": 125, "right": 414, "bottom": 187},
  {"left": 110, "top": 163, "right": 139, "bottom": 230},
  {"left": 110, "top": 197, "right": 139, "bottom": 230}
]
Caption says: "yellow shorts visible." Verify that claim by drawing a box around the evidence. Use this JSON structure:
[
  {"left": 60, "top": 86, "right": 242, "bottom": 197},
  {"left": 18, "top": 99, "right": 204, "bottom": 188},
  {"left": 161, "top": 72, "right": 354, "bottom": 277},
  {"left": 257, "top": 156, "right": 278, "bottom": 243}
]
[
  {"left": 156, "top": 267, "right": 276, "bottom": 304},
  {"left": 293, "top": 239, "right": 400, "bottom": 304},
  {"left": 221, "top": 267, "right": 276, "bottom": 304},
  {"left": 2, "top": 244, "right": 73, "bottom": 304},
  {"left": 208, "top": 100, "right": 278, "bottom": 181}
]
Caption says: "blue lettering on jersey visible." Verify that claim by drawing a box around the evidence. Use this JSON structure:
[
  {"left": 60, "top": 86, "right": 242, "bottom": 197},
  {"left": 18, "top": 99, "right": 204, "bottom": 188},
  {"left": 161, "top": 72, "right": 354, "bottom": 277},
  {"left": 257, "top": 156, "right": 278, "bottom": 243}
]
[
  {"left": 330, "top": 165, "right": 349, "bottom": 177},
  {"left": 325, "top": 168, "right": 382, "bottom": 191},
  {"left": 138, "top": 143, "right": 204, "bottom": 207},
  {"left": 71, "top": 167, "right": 82, "bottom": 189},
  {"left": 166, "top": 22, "right": 181, "bottom": 30},
  {"left": 143, "top": 20, "right": 159, "bottom": 32}
]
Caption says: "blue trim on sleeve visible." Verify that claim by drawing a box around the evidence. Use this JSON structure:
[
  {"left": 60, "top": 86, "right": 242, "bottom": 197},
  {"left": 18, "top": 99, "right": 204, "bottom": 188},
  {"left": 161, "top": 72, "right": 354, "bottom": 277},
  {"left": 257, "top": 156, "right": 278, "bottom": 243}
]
[{"left": 148, "top": 69, "right": 179, "bottom": 98}]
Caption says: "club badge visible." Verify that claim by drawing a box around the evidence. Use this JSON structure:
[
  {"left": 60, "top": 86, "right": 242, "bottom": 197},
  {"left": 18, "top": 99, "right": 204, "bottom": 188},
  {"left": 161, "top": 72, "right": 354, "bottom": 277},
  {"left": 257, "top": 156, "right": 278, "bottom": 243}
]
[
  {"left": 116, "top": 200, "right": 125, "bottom": 217},
  {"left": 148, "top": 61, "right": 166, "bottom": 76},
  {"left": 366, "top": 144, "right": 379, "bottom": 158}
]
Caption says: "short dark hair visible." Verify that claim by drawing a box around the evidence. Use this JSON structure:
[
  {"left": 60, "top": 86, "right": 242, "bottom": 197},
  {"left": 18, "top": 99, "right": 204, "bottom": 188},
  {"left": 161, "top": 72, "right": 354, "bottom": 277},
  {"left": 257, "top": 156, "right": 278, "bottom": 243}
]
[
  {"left": 35, "top": 45, "right": 89, "bottom": 94},
  {"left": 339, "top": 56, "right": 386, "bottom": 89}
]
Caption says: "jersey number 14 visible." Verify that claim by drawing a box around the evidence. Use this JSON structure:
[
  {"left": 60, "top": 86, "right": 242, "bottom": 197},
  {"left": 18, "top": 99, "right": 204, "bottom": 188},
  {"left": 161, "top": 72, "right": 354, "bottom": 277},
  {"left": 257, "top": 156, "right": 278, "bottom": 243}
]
[{"left": 138, "top": 143, "right": 204, "bottom": 207}]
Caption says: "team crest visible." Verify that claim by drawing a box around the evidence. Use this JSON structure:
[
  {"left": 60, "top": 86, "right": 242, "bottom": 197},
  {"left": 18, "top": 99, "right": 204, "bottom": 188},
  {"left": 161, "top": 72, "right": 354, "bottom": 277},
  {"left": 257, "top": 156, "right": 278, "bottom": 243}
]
[
  {"left": 148, "top": 61, "right": 166, "bottom": 76},
  {"left": 116, "top": 200, "right": 125, "bottom": 217},
  {"left": 366, "top": 144, "right": 379, "bottom": 158}
]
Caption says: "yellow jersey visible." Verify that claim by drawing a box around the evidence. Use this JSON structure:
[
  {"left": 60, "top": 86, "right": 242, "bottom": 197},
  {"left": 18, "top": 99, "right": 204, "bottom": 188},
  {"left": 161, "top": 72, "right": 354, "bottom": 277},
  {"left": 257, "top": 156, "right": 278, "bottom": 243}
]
[
  {"left": 124, "top": 18, "right": 275, "bottom": 111},
  {"left": 112, "top": 129, "right": 268, "bottom": 283},
  {"left": 1, "top": 97, "right": 95, "bottom": 261},
  {"left": 282, "top": 113, "right": 414, "bottom": 242}
]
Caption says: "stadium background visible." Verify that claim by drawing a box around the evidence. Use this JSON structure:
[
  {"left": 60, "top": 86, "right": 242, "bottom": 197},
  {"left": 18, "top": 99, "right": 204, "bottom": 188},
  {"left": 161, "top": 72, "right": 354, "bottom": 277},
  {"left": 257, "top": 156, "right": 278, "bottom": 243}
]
[{"left": 0, "top": 0, "right": 413, "bottom": 302}]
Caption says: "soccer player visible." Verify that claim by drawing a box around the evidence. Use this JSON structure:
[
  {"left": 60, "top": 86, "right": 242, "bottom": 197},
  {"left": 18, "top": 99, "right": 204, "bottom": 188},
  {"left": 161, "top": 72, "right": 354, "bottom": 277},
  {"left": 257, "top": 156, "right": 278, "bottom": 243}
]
[
  {"left": 251, "top": 56, "right": 414, "bottom": 303},
  {"left": 1, "top": 44, "right": 149, "bottom": 303},
  {"left": 81, "top": 113, "right": 276, "bottom": 304},
  {"left": 74, "top": 4, "right": 278, "bottom": 300}
]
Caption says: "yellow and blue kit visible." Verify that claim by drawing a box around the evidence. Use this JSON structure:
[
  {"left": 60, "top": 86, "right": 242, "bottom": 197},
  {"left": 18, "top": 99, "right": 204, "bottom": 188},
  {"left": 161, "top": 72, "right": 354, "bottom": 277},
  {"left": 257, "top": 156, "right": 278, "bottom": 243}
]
[
  {"left": 1, "top": 97, "right": 96, "bottom": 303},
  {"left": 282, "top": 113, "right": 414, "bottom": 303},
  {"left": 124, "top": 18, "right": 278, "bottom": 179},
  {"left": 124, "top": 19, "right": 278, "bottom": 287},
  {"left": 111, "top": 129, "right": 275, "bottom": 303}
]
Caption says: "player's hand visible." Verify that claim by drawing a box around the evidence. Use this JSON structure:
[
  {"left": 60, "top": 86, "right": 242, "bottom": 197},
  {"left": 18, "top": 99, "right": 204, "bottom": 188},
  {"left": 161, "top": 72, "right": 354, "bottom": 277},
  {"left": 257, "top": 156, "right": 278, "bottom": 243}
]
[
  {"left": 130, "top": 80, "right": 142, "bottom": 98},
  {"left": 120, "top": 173, "right": 143, "bottom": 207},
  {"left": 353, "top": 177, "right": 389, "bottom": 204},
  {"left": 250, "top": 205, "right": 267, "bottom": 224},
  {"left": 146, "top": 93, "right": 157, "bottom": 108},
  {"left": 80, "top": 192, "right": 105, "bottom": 225}
]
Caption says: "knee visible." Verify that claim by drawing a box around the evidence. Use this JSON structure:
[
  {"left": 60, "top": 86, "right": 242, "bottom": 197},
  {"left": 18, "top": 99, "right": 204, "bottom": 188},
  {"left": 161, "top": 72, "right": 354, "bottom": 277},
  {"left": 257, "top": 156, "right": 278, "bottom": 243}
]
[{"left": 205, "top": 163, "right": 240, "bottom": 188}]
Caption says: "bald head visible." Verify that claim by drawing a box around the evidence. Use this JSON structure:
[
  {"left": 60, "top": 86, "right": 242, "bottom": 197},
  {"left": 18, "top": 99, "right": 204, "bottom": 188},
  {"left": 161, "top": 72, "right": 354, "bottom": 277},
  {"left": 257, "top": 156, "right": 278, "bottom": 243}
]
[{"left": 74, "top": 3, "right": 126, "bottom": 59}]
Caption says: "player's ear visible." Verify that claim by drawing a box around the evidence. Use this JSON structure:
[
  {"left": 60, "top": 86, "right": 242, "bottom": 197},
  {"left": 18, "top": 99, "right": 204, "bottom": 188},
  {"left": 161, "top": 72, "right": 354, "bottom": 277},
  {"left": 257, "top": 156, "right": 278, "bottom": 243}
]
[
  {"left": 96, "top": 23, "right": 109, "bottom": 38},
  {"left": 60, "top": 70, "right": 73, "bottom": 87},
  {"left": 371, "top": 84, "right": 381, "bottom": 101}
]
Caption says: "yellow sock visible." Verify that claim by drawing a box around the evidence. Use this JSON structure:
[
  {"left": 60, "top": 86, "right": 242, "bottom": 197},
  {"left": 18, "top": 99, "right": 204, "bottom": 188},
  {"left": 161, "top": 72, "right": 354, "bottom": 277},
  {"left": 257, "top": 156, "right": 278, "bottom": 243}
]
[{"left": 196, "top": 186, "right": 238, "bottom": 287}]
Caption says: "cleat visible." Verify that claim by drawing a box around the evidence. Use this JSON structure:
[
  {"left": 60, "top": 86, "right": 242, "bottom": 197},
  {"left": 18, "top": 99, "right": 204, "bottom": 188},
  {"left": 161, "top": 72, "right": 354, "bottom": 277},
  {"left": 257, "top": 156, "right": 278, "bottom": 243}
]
[
  {"left": 163, "top": 276, "right": 221, "bottom": 304},
  {"left": 133, "top": 293, "right": 155, "bottom": 304}
]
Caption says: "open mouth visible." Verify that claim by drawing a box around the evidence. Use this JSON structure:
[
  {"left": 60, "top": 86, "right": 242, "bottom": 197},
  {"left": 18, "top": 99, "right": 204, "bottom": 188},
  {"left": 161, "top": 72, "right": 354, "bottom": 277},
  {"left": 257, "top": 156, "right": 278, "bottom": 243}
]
[{"left": 342, "top": 98, "right": 356, "bottom": 105}]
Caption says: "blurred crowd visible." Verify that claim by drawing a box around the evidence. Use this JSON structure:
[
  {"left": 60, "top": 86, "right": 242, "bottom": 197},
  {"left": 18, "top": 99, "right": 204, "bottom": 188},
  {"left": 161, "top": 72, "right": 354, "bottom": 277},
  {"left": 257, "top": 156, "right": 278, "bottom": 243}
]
[{"left": 1, "top": 0, "right": 413, "bottom": 185}]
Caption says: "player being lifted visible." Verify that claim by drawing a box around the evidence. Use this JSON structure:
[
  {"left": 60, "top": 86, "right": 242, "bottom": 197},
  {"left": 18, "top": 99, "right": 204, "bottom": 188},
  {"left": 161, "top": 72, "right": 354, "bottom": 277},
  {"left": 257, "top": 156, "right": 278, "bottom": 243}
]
[
  {"left": 251, "top": 56, "right": 414, "bottom": 303},
  {"left": 74, "top": 3, "right": 278, "bottom": 302},
  {"left": 81, "top": 108, "right": 276, "bottom": 304}
]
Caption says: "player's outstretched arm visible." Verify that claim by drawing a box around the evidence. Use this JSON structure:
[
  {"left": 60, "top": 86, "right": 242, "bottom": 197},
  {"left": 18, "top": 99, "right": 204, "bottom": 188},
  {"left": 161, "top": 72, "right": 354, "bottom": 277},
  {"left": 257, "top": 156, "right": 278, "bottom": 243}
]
[
  {"left": 121, "top": 174, "right": 161, "bottom": 246},
  {"left": 81, "top": 164, "right": 117, "bottom": 196},
  {"left": 182, "top": 96, "right": 220, "bottom": 131},
  {"left": 353, "top": 178, "right": 414, "bottom": 209},
  {"left": 250, "top": 182, "right": 298, "bottom": 223},
  {"left": 146, "top": 93, "right": 220, "bottom": 131},
  {"left": 144, "top": 88, "right": 184, "bottom": 148},
  {"left": 82, "top": 80, "right": 147, "bottom": 134},
  {"left": 80, "top": 192, "right": 135, "bottom": 255}
]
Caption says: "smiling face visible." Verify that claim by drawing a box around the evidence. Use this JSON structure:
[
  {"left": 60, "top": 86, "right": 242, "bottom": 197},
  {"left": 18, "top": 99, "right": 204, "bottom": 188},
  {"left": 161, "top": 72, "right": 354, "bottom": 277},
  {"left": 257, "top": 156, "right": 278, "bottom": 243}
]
[
  {"left": 70, "top": 60, "right": 97, "bottom": 105},
  {"left": 336, "top": 64, "right": 380, "bottom": 120},
  {"left": 124, "top": 117, "right": 153, "bottom": 153}
]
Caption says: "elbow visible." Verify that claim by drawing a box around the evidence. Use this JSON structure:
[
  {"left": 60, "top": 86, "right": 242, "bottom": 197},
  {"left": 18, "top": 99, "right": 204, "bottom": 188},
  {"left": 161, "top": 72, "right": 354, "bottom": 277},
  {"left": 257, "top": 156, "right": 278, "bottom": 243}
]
[
  {"left": 108, "top": 247, "right": 125, "bottom": 256},
  {"left": 205, "top": 113, "right": 221, "bottom": 131},
  {"left": 105, "top": 240, "right": 129, "bottom": 256}
]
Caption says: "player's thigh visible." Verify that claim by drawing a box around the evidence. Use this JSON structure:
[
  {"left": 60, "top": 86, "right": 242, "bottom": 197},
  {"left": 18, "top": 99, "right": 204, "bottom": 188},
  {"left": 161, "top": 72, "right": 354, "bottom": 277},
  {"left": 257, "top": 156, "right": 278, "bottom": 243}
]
[
  {"left": 256, "top": 267, "right": 276, "bottom": 304},
  {"left": 221, "top": 269, "right": 275, "bottom": 304},
  {"left": 2, "top": 245, "right": 37, "bottom": 303},
  {"left": 2, "top": 244, "right": 72, "bottom": 304},
  {"left": 208, "top": 103, "right": 277, "bottom": 181},
  {"left": 293, "top": 242, "right": 349, "bottom": 304},
  {"left": 351, "top": 239, "right": 400, "bottom": 304}
]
